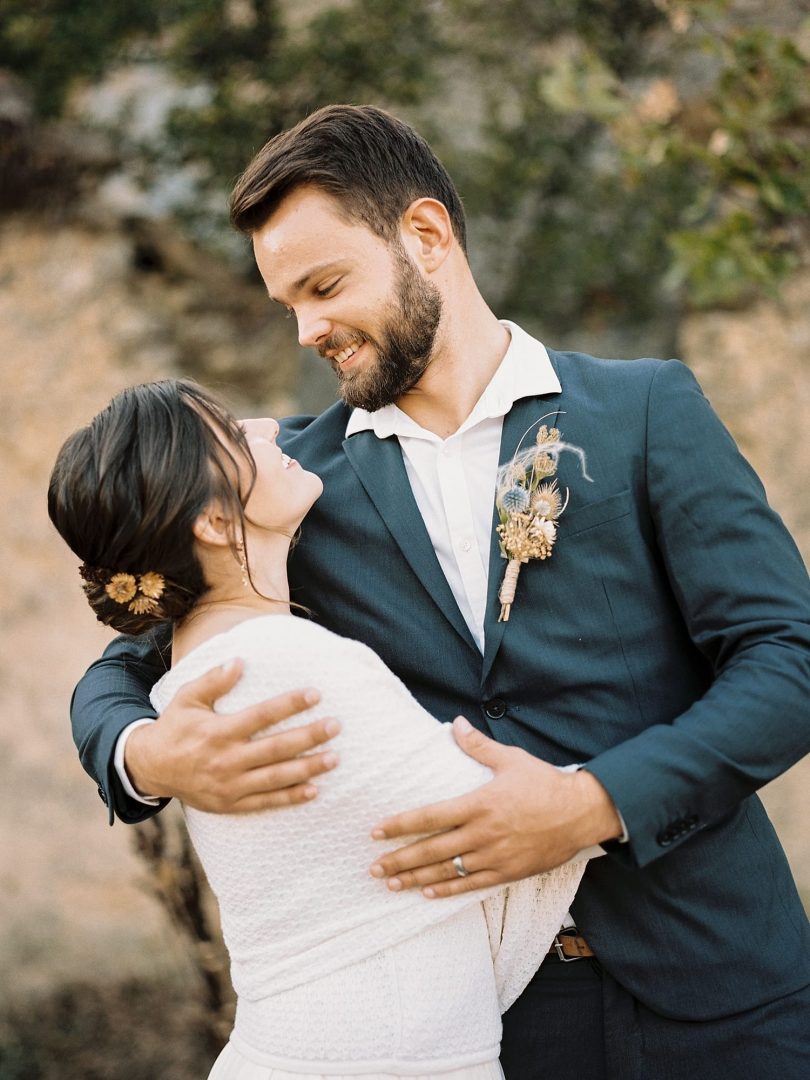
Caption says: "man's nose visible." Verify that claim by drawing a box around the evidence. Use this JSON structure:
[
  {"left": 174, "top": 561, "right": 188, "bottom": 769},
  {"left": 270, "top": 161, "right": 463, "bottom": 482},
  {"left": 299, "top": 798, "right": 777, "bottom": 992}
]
[{"left": 296, "top": 306, "right": 331, "bottom": 349}]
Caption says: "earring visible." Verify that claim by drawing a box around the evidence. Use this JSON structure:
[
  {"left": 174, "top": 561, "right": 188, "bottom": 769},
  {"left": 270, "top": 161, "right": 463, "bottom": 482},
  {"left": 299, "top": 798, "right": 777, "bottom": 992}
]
[{"left": 236, "top": 538, "right": 249, "bottom": 589}]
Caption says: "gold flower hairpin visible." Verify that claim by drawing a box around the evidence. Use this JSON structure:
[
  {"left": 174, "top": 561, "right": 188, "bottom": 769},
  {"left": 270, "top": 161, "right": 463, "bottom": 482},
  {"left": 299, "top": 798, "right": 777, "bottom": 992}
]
[
  {"left": 79, "top": 564, "right": 166, "bottom": 616},
  {"left": 495, "top": 419, "right": 591, "bottom": 622}
]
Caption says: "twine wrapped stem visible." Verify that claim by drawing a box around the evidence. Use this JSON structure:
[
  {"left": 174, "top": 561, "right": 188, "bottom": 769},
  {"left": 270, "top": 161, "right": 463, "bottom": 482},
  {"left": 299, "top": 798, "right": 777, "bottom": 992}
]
[{"left": 498, "top": 559, "right": 522, "bottom": 622}]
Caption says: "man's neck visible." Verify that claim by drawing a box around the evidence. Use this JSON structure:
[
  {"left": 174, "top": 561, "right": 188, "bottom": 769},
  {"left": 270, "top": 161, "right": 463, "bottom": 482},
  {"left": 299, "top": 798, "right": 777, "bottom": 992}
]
[{"left": 396, "top": 312, "right": 510, "bottom": 438}]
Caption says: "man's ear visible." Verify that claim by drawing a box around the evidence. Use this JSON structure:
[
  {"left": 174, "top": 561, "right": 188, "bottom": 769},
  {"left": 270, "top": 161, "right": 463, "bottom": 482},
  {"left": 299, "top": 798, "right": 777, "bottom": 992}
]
[
  {"left": 192, "top": 504, "right": 234, "bottom": 549},
  {"left": 401, "top": 198, "right": 453, "bottom": 272}
]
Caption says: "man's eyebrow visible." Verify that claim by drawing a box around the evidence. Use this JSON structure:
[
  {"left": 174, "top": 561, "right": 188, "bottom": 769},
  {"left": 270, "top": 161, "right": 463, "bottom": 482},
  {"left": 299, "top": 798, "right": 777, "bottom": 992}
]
[{"left": 268, "top": 261, "right": 344, "bottom": 304}]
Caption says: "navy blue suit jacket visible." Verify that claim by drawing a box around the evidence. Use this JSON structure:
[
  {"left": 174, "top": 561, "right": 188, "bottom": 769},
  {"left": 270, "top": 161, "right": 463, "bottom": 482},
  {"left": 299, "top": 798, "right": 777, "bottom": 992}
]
[{"left": 72, "top": 351, "right": 810, "bottom": 1020}]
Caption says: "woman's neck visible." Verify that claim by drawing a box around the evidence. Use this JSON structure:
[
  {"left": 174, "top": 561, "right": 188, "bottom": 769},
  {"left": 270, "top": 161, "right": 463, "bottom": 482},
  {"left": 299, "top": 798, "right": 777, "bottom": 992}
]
[{"left": 172, "top": 532, "right": 293, "bottom": 664}]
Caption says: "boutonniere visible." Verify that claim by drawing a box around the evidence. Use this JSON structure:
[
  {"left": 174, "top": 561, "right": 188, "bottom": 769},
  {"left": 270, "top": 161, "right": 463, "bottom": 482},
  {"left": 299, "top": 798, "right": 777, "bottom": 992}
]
[{"left": 495, "top": 419, "right": 590, "bottom": 622}]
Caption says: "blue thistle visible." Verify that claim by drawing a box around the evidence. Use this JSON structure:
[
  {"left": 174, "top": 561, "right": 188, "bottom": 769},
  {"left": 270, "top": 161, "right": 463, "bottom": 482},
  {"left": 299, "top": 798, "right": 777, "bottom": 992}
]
[{"left": 501, "top": 485, "right": 530, "bottom": 514}]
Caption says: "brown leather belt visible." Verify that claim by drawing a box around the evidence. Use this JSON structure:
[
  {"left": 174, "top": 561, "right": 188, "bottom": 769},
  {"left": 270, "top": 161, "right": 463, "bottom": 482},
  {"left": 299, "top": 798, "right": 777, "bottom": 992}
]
[{"left": 548, "top": 932, "right": 595, "bottom": 961}]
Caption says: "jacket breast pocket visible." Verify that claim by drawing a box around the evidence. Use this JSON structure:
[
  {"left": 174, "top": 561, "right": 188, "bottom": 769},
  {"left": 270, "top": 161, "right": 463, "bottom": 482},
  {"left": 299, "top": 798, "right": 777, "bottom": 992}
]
[{"left": 558, "top": 490, "right": 632, "bottom": 540}]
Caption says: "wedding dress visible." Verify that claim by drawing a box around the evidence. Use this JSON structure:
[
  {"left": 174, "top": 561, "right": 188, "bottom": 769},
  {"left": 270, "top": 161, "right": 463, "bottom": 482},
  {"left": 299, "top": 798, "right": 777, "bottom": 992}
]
[{"left": 150, "top": 615, "right": 587, "bottom": 1079}]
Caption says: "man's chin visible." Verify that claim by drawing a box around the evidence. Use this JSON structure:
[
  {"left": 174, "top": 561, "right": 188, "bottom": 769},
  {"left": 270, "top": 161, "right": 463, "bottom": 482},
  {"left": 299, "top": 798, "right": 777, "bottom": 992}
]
[
  {"left": 339, "top": 379, "right": 391, "bottom": 412},
  {"left": 338, "top": 381, "right": 377, "bottom": 411}
]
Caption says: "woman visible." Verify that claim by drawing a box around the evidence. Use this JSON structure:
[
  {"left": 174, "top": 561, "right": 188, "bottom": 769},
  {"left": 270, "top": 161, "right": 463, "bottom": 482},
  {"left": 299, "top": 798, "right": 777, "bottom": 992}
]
[{"left": 48, "top": 379, "right": 589, "bottom": 1080}]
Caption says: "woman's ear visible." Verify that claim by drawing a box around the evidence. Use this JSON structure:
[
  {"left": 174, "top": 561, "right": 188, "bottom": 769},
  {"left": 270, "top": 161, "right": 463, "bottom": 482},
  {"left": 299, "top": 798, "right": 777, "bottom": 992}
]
[
  {"left": 400, "top": 198, "right": 453, "bottom": 272},
  {"left": 192, "top": 503, "right": 234, "bottom": 548}
]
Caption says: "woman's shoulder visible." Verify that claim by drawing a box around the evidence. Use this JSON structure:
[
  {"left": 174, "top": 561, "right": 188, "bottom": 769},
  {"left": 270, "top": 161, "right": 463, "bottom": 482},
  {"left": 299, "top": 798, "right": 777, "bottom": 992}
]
[
  {"left": 228, "top": 614, "right": 381, "bottom": 666},
  {"left": 151, "top": 615, "right": 380, "bottom": 711}
]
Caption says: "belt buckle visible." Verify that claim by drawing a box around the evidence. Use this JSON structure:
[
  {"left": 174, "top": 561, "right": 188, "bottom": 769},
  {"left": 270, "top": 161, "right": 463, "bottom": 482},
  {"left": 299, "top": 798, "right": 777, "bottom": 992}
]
[{"left": 553, "top": 929, "right": 587, "bottom": 963}]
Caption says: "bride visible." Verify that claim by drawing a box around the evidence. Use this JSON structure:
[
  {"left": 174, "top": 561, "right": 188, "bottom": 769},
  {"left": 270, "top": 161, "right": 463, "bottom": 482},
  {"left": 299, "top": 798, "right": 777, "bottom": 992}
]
[{"left": 48, "top": 378, "right": 590, "bottom": 1080}]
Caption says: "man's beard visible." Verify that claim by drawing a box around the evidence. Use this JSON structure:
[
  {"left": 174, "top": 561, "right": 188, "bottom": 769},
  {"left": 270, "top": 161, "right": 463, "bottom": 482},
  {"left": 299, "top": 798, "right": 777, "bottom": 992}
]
[{"left": 322, "top": 245, "right": 443, "bottom": 412}]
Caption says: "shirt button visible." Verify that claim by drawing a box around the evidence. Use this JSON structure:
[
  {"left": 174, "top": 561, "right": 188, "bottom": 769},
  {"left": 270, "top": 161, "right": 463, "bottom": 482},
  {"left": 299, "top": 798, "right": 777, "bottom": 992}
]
[
  {"left": 484, "top": 698, "right": 507, "bottom": 720},
  {"left": 460, "top": 539, "right": 472, "bottom": 552}
]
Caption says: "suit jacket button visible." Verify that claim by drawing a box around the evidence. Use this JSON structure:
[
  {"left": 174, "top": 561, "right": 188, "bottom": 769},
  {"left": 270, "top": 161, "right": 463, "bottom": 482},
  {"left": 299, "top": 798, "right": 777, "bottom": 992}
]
[
  {"left": 97, "top": 784, "right": 108, "bottom": 806},
  {"left": 484, "top": 698, "right": 507, "bottom": 720},
  {"left": 657, "top": 828, "right": 674, "bottom": 847}
]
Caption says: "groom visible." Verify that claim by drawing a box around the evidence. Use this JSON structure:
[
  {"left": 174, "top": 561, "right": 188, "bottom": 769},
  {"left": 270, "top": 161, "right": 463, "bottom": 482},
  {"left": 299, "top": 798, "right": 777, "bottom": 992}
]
[{"left": 72, "top": 106, "right": 810, "bottom": 1077}]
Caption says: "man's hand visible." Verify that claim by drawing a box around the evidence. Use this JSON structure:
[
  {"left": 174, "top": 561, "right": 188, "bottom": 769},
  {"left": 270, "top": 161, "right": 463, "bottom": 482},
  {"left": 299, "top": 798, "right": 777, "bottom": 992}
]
[
  {"left": 125, "top": 659, "right": 340, "bottom": 813},
  {"left": 369, "top": 717, "right": 622, "bottom": 896}
]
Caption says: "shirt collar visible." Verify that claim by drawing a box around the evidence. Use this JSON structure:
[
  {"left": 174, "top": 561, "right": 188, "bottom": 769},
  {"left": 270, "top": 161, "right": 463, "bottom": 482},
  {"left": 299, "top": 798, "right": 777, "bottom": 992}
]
[{"left": 344, "top": 320, "right": 560, "bottom": 440}]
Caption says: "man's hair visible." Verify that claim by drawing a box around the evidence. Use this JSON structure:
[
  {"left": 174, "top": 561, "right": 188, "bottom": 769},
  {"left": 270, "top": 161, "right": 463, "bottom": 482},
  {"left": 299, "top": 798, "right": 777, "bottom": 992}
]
[{"left": 229, "top": 104, "right": 467, "bottom": 252}]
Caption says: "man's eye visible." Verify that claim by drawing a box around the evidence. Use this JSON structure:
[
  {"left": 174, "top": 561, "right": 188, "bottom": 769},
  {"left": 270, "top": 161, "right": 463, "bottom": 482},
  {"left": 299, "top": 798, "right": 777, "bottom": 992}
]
[{"left": 315, "top": 279, "right": 340, "bottom": 297}]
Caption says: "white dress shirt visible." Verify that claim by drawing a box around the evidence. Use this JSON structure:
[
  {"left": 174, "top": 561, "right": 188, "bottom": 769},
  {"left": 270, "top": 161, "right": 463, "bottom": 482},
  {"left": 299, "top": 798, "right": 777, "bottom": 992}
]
[{"left": 345, "top": 320, "right": 560, "bottom": 653}]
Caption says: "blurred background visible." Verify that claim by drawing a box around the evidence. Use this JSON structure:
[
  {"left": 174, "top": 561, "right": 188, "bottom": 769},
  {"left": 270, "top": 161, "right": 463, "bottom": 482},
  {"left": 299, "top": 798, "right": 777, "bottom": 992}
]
[{"left": 1, "top": 0, "right": 808, "bottom": 1076}]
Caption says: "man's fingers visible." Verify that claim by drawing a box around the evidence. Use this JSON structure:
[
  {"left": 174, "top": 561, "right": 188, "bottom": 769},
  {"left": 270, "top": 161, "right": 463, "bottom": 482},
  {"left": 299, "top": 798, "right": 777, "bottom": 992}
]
[
  {"left": 381, "top": 857, "right": 471, "bottom": 892},
  {"left": 173, "top": 663, "right": 323, "bottom": 739},
  {"left": 237, "top": 750, "right": 340, "bottom": 798},
  {"left": 226, "top": 686, "right": 323, "bottom": 738},
  {"left": 181, "top": 750, "right": 340, "bottom": 813},
  {"left": 178, "top": 658, "right": 245, "bottom": 708},
  {"left": 240, "top": 717, "right": 342, "bottom": 769},
  {"left": 370, "top": 826, "right": 474, "bottom": 880},
  {"left": 371, "top": 792, "right": 473, "bottom": 842},
  {"left": 422, "top": 871, "right": 503, "bottom": 899},
  {"left": 200, "top": 782, "right": 322, "bottom": 815},
  {"left": 452, "top": 716, "right": 510, "bottom": 769}
]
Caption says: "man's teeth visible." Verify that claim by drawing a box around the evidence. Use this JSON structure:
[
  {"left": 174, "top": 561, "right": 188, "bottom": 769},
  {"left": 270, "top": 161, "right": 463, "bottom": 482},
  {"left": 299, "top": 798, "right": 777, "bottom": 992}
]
[{"left": 334, "top": 342, "right": 361, "bottom": 364}]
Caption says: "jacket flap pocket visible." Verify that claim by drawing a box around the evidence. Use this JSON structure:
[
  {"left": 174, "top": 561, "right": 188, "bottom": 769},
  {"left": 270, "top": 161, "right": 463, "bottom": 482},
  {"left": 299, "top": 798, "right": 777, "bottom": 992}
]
[{"left": 560, "top": 490, "right": 632, "bottom": 539}]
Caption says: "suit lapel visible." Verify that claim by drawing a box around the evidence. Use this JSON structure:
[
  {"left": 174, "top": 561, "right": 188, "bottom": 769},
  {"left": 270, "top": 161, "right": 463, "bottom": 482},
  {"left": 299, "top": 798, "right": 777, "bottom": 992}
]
[
  {"left": 342, "top": 431, "right": 479, "bottom": 654},
  {"left": 481, "top": 393, "right": 563, "bottom": 684}
]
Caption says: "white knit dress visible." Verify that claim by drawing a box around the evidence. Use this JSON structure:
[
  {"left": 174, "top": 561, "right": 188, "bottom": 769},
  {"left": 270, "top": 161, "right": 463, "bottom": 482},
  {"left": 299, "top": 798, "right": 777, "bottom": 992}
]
[{"left": 150, "top": 616, "right": 587, "bottom": 1079}]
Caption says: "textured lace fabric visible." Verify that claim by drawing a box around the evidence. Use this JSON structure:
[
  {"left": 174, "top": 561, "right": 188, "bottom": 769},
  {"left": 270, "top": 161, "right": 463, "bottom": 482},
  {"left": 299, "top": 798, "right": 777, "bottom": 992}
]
[{"left": 151, "top": 616, "right": 586, "bottom": 1071}]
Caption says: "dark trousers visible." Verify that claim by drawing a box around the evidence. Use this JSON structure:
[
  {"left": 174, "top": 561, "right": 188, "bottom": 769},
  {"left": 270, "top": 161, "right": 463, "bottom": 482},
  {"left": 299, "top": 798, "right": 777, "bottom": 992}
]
[{"left": 500, "top": 955, "right": 810, "bottom": 1080}]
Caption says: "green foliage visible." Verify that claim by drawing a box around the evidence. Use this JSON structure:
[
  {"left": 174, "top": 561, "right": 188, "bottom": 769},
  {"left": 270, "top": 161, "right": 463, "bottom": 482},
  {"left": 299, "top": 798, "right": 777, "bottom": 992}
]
[
  {"left": 667, "top": 22, "right": 810, "bottom": 306},
  {"left": 541, "top": 2, "right": 810, "bottom": 309},
  {"left": 164, "top": 0, "right": 443, "bottom": 184},
  {"left": 2, "top": 0, "right": 808, "bottom": 322},
  {"left": 439, "top": 0, "right": 680, "bottom": 328},
  {"left": 668, "top": 211, "right": 798, "bottom": 309},
  {"left": 0, "top": 0, "right": 162, "bottom": 115}
]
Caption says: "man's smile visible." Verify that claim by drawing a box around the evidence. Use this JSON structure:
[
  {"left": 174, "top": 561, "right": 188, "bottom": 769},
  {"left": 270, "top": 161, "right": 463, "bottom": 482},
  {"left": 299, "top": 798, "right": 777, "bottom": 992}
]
[{"left": 329, "top": 340, "right": 366, "bottom": 370}]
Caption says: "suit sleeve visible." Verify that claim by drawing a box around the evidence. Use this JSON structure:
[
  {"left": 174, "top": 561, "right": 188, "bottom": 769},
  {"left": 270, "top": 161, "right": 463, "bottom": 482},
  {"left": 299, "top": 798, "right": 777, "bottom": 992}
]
[
  {"left": 585, "top": 359, "right": 810, "bottom": 867},
  {"left": 70, "top": 628, "right": 172, "bottom": 825}
]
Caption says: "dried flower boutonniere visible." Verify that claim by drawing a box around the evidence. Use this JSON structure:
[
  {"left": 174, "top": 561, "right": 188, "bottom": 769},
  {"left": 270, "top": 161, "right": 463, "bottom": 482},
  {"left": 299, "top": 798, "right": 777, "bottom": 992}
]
[{"left": 495, "top": 419, "right": 590, "bottom": 622}]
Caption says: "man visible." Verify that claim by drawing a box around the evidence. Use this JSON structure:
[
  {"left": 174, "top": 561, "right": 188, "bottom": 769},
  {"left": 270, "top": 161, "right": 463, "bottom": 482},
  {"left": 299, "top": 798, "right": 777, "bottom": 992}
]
[{"left": 72, "top": 105, "right": 810, "bottom": 1078}]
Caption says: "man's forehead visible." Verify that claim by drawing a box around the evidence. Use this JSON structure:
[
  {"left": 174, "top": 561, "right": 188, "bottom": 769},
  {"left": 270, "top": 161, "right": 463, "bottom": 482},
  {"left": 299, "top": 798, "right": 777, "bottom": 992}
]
[
  {"left": 258, "top": 186, "right": 355, "bottom": 242},
  {"left": 253, "top": 226, "right": 352, "bottom": 301},
  {"left": 252, "top": 191, "right": 389, "bottom": 298},
  {"left": 254, "top": 195, "right": 358, "bottom": 265}
]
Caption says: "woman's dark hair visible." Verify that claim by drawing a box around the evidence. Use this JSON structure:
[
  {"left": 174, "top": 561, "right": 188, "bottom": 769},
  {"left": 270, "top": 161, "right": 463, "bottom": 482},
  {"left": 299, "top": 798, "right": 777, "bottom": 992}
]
[
  {"left": 48, "top": 379, "right": 257, "bottom": 635},
  {"left": 229, "top": 104, "right": 467, "bottom": 252}
]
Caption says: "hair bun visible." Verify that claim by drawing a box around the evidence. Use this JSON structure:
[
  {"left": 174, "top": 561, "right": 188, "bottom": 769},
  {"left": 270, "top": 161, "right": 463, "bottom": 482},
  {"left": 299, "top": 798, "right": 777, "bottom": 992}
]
[{"left": 79, "top": 566, "right": 194, "bottom": 635}]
